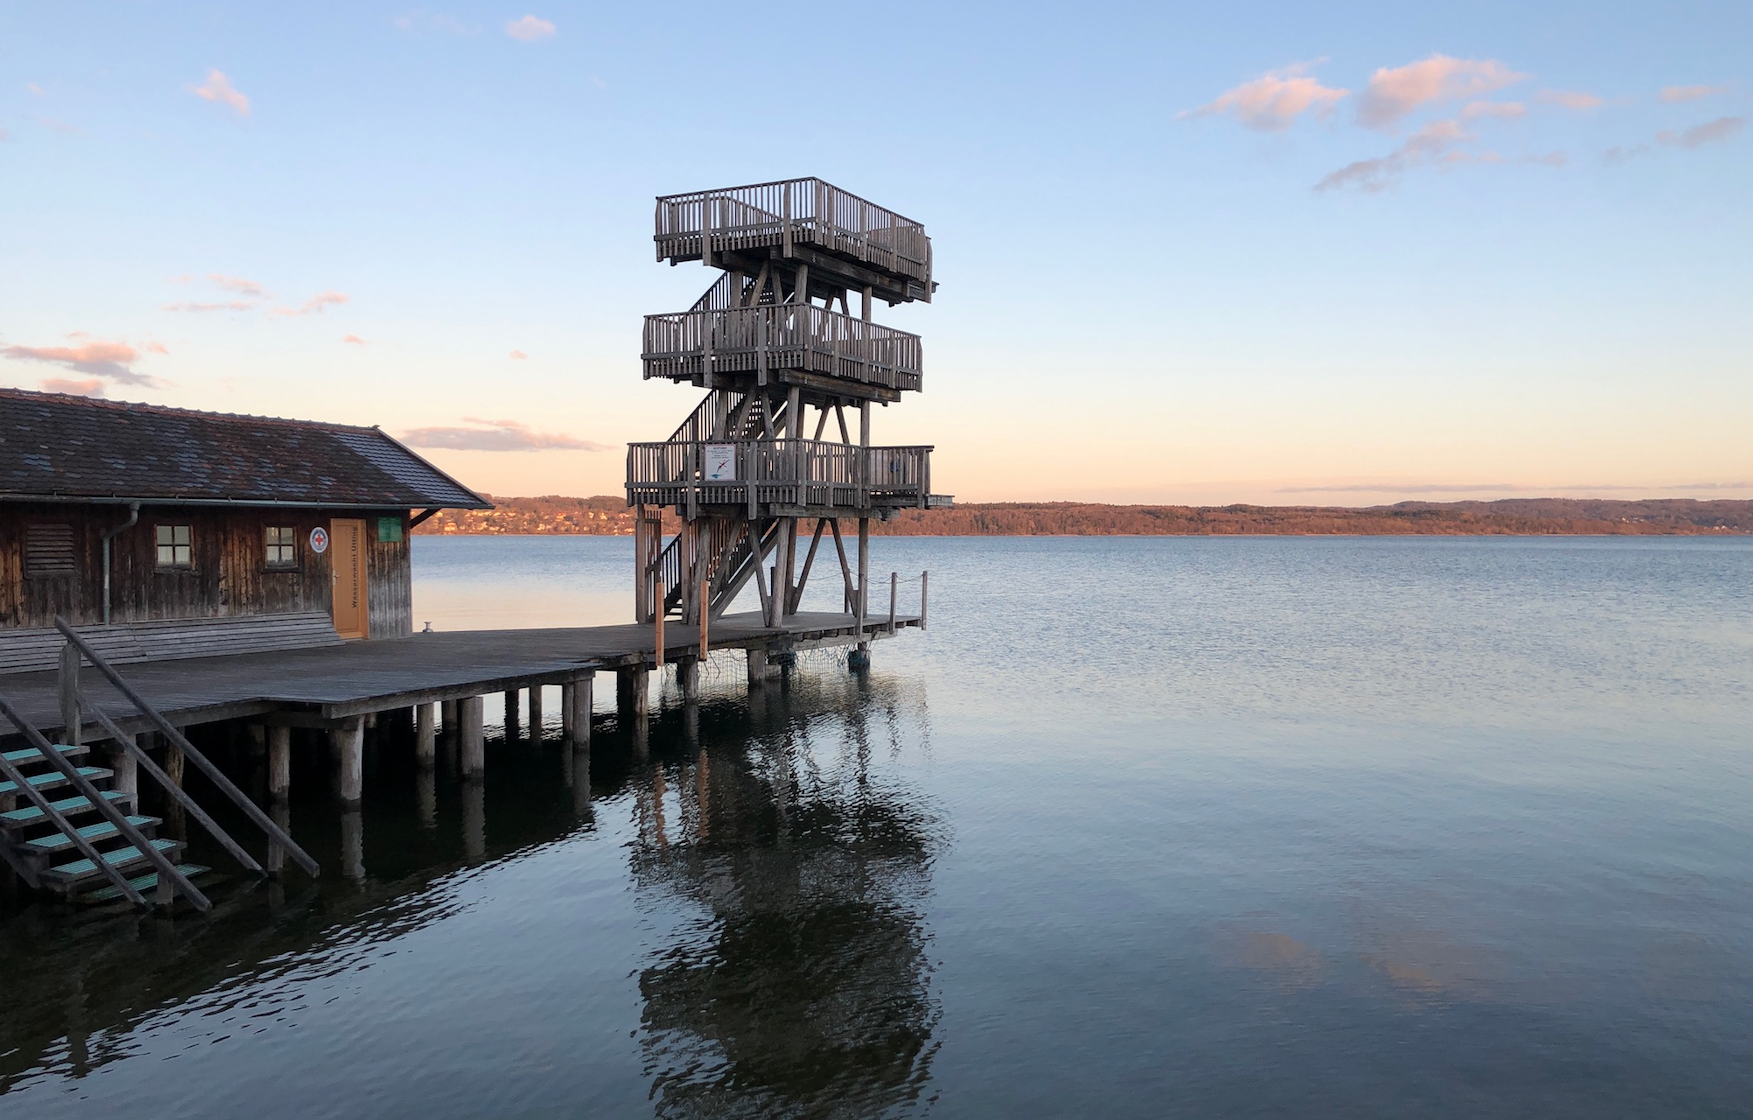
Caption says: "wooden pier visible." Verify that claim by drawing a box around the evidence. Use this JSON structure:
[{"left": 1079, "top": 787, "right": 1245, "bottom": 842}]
[{"left": 0, "top": 607, "right": 922, "bottom": 910}]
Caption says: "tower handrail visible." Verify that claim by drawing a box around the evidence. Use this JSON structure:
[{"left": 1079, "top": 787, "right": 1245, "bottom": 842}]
[
  {"left": 644, "top": 303, "right": 923, "bottom": 391},
  {"left": 54, "top": 617, "right": 320, "bottom": 879},
  {"left": 655, "top": 177, "right": 931, "bottom": 284}
]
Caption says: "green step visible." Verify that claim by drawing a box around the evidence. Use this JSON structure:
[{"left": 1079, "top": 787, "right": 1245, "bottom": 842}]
[
  {"left": 0, "top": 791, "right": 134, "bottom": 829},
  {"left": 0, "top": 766, "right": 112, "bottom": 797},
  {"left": 21, "top": 815, "right": 160, "bottom": 856},
  {"left": 84, "top": 864, "right": 211, "bottom": 904},
  {"left": 41, "top": 838, "right": 183, "bottom": 885},
  {"left": 1, "top": 743, "right": 89, "bottom": 765}
]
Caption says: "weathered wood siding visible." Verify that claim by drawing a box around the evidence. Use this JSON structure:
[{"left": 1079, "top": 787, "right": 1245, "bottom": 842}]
[{"left": 0, "top": 503, "right": 412, "bottom": 638}]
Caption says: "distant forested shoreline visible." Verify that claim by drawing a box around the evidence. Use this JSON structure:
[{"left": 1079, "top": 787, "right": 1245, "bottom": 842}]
[{"left": 413, "top": 496, "right": 1753, "bottom": 536}]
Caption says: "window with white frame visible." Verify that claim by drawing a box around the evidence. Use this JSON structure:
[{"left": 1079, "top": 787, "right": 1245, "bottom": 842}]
[
  {"left": 156, "top": 524, "right": 192, "bottom": 568},
  {"left": 265, "top": 526, "right": 298, "bottom": 568}
]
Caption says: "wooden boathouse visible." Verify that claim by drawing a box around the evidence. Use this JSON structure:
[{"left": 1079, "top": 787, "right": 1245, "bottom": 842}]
[
  {"left": 0, "top": 177, "right": 935, "bottom": 914},
  {"left": 0, "top": 388, "right": 491, "bottom": 654}
]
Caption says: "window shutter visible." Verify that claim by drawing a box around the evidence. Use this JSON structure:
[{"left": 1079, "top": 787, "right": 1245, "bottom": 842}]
[{"left": 25, "top": 524, "right": 77, "bottom": 576}]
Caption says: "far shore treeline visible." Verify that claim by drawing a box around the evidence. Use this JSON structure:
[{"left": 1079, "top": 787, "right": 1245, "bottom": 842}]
[{"left": 413, "top": 496, "right": 1753, "bottom": 537}]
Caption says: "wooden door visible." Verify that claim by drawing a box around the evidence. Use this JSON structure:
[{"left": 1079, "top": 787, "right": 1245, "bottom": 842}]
[{"left": 330, "top": 518, "right": 369, "bottom": 639}]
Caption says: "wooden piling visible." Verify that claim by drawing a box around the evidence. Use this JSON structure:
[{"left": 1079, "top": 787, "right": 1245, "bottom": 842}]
[
  {"left": 267, "top": 726, "right": 291, "bottom": 801},
  {"left": 617, "top": 666, "right": 649, "bottom": 722},
  {"left": 503, "top": 689, "right": 521, "bottom": 742},
  {"left": 107, "top": 738, "right": 138, "bottom": 797},
  {"left": 567, "top": 673, "right": 594, "bottom": 749},
  {"left": 415, "top": 703, "right": 436, "bottom": 767},
  {"left": 527, "top": 685, "right": 544, "bottom": 744},
  {"left": 459, "top": 696, "right": 485, "bottom": 779},
  {"left": 332, "top": 718, "right": 364, "bottom": 807}
]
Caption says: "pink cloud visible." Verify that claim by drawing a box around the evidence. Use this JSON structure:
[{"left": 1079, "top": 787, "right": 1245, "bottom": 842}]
[
  {"left": 1355, "top": 56, "right": 1527, "bottom": 129},
  {"left": 270, "top": 290, "right": 350, "bottom": 317},
  {"left": 1537, "top": 89, "right": 1603, "bottom": 110},
  {"left": 343, "top": 333, "right": 368, "bottom": 345},
  {"left": 190, "top": 69, "right": 250, "bottom": 117},
  {"left": 163, "top": 300, "right": 257, "bottom": 312},
  {"left": 0, "top": 340, "right": 162, "bottom": 386},
  {"left": 1318, "top": 121, "right": 1566, "bottom": 192},
  {"left": 40, "top": 377, "right": 106, "bottom": 397},
  {"left": 399, "top": 418, "right": 606, "bottom": 452},
  {"left": 208, "top": 273, "right": 266, "bottom": 297},
  {"left": 504, "top": 15, "right": 556, "bottom": 41},
  {"left": 1657, "top": 116, "right": 1745, "bottom": 149},
  {"left": 1180, "top": 62, "right": 1348, "bottom": 132},
  {"left": 509, "top": 349, "right": 529, "bottom": 360},
  {"left": 1660, "top": 84, "right": 1729, "bottom": 103},
  {"left": 141, "top": 341, "right": 170, "bottom": 355},
  {"left": 1462, "top": 100, "right": 1527, "bottom": 120}
]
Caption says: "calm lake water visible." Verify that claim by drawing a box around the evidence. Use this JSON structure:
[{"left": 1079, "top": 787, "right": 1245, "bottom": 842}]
[{"left": 4, "top": 535, "right": 1751, "bottom": 1118}]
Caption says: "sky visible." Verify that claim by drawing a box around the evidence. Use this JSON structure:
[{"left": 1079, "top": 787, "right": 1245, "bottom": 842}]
[{"left": 1, "top": 1, "right": 1749, "bottom": 505}]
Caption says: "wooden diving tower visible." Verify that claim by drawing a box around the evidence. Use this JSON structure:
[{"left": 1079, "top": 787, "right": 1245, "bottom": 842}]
[{"left": 627, "top": 178, "right": 947, "bottom": 659}]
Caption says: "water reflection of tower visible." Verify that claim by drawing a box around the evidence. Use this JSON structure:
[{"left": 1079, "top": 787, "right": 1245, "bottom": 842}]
[{"left": 632, "top": 670, "right": 944, "bottom": 1118}]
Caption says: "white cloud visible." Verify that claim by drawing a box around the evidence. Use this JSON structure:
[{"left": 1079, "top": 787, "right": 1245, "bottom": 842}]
[
  {"left": 504, "top": 15, "right": 556, "bottom": 41},
  {"left": 189, "top": 69, "right": 251, "bottom": 117}
]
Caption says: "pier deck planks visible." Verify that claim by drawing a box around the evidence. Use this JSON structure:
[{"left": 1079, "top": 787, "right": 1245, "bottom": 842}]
[{"left": 0, "top": 611, "right": 920, "bottom": 737}]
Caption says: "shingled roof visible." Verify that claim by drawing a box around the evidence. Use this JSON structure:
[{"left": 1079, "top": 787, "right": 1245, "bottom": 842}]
[{"left": 0, "top": 388, "right": 491, "bottom": 510}]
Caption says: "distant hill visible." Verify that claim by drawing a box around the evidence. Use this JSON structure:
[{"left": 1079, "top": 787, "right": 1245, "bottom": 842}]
[{"left": 414, "top": 496, "right": 1753, "bottom": 536}]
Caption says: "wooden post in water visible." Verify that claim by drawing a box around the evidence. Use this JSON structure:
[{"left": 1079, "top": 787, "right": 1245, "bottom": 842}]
[
  {"left": 415, "top": 703, "right": 436, "bottom": 767},
  {"left": 920, "top": 570, "right": 929, "bottom": 630},
  {"left": 107, "top": 738, "right": 138, "bottom": 797},
  {"left": 527, "top": 685, "right": 544, "bottom": 745},
  {"left": 459, "top": 696, "right": 485, "bottom": 779},
  {"left": 503, "top": 689, "right": 521, "bottom": 742},
  {"left": 268, "top": 726, "right": 291, "bottom": 801},
  {"left": 678, "top": 656, "right": 700, "bottom": 703},
  {"left": 889, "top": 571, "right": 898, "bottom": 635},
  {"left": 567, "top": 673, "right": 594, "bottom": 750},
  {"left": 332, "top": 718, "right": 364, "bottom": 807},
  {"left": 617, "top": 666, "right": 650, "bottom": 723}
]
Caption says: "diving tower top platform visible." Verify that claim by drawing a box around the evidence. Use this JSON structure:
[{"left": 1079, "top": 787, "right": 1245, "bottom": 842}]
[{"left": 655, "top": 178, "right": 934, "bottom": 306}]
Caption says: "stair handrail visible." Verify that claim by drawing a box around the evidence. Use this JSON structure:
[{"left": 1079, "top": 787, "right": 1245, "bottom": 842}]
[
  {"left": 0, "top": 694, "right": 167, "bottom": 907},
  {"left": 78, "top": 701, "right": 265, "bottom": 878},
  {"left": 54, "top": 617, "right": 321, "bottom": 879}
]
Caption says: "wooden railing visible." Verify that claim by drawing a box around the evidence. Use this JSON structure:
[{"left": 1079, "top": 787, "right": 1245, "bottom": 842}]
[
  {"left": 654, "top": 178, "right": 932, "bottom": 288},
  {"left": 643, "top": 304, "right": 923, "bottom": 391},
  {"left": 627, "top": 439, "right": 932, "bottom": 512}
]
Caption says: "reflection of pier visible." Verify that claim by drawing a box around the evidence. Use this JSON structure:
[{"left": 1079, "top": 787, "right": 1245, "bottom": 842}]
[
  {"left": 632, "top": 671, "right": 943, "bottom": 1118},
  {"left": 0, "top": 667, "right": 941, "bottom": 1114}
]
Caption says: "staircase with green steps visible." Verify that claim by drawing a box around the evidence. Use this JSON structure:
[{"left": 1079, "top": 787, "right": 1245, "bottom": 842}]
[{"left": 0, "top": 741, "right": 211, "bottom": 905}]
